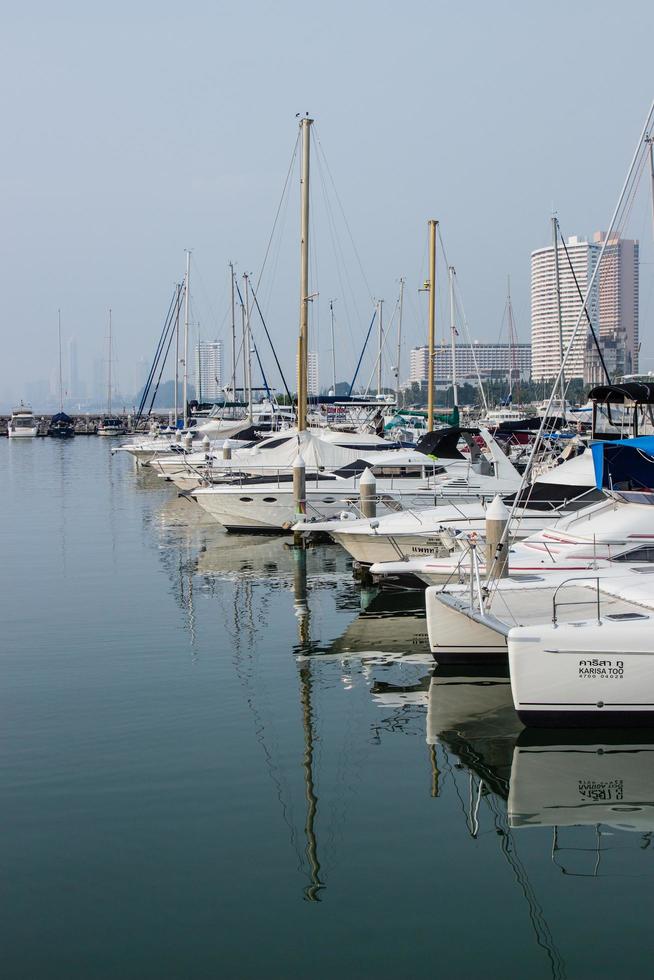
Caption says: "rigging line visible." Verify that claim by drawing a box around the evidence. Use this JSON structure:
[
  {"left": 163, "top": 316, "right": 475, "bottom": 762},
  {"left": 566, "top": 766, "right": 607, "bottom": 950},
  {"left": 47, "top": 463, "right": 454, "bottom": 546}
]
[
  {"left": 191, "top": 255, "right": 230, "bottom": 337},
  {"left": 313, "top": 141, "right": 364, "bottom": 337},
  {"left": 486, "top": 99, "right": 654, "bottom": 601},
  {"left": 486, "top": 797, "right": 567, "bottom": 980},
  {"left": 135, "top": 285, "right": 179, "bottom": 423},
  {"left": 233, "top": 277, "right": 272, "bottom": 400},
  {"left": 147, "top": 305, "right": 178, "bottom": 417},
  {"left": 558, "top": 229, "right": 611, "bottom": 385},
  {"left": 312, "top": 125, "right": 374, "bottom": 303},
  {"left": 348, "top": 306, "right": 378, "bottom": 396},
  {"left": 255, "top": 129, "right": 301, "bottom": 293},
  {"left": 247, "top": 278, "right": 293, "bottom": 403},
  {"left": 452, "top": 276, "right": 489, "bottom": 413},
  {"left": 362, "top": 299, "right": 400, "bottom": 395}
]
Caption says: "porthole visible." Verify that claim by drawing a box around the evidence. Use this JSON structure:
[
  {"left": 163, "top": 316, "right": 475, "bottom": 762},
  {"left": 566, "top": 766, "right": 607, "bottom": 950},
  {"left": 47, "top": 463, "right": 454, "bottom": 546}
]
[
  {"left": 239, "top": 496, "right": 253, "bottom": 502},
  {"left": 322, "top": 497, "right": 336, "bottom": 504},
  {"left": 263, "top": 496, "right": 277, "bottom": 503}
]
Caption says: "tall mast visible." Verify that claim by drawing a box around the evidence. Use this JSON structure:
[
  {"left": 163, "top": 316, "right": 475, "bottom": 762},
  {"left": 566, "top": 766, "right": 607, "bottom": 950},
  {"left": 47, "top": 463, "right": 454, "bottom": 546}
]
[
  {"left": 107, "top": 308, "right": 112, "bottom": 415},
  {"left": 58, "top": 309, "right": 63, "bottom": 412},
  {"left": 297, "top": 116, "right": 313, "bottom": 432},
  {"left": 396, "top": 277, "right": 404, "bottom": 406},
  {"left": 329, "top": 300, "right": 336, "bottom": 394},
  {"left": 174, "top": 283, "right": 181, "bottom": 425},
  {"left": 552, "top": 215, "right": 566, "bottom": 409},
  {"left": 183, "top": 249, "right": 191, "bottom": 427},
  {"left": 229, "top": 261, "right": 237, "bottom": 399},
  {"left": 506, "top": 275, "right": 519, "bottom": 402},
  {"left": 240, "top": 297, "right": 247, "bottom": 405},
  {"left": 647, "top": 136, "right": 654, "bottom": 243},
  {"left": 243, "top": 273, "right": 253, "bottom": 420},
  {"left": 376, "top": 298, "right": 384, "bottom": 397},
  {"left": 448, "top": 267, "right": 458, "bottom": 410},
  {"left": 427, "top": 219, "right": 438, "bottom": 432}
]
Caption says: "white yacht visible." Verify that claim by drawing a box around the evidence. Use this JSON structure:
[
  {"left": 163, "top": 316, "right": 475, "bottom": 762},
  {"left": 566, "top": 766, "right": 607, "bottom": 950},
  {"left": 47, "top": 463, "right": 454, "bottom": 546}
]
[
  {"left": 189, "top": 430, "right": 523, "bottom": 533},
  {"left": 371, "top": 489, "right": 654, "bottom": 585},
  {"left": 296, "top": 446, "right": 600, "bottom": 567},
  {"left": 98, "top": 416, "right": 126, "bottom": 436},
  {"left": 8, "top": 404, "right": 39, "bottom": 438}
]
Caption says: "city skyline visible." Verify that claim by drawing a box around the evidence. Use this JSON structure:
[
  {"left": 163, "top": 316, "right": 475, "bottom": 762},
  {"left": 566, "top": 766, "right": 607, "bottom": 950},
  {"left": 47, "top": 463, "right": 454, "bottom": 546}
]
[{"left": 2, "top": 3, "right": 654, "bottom": 410}]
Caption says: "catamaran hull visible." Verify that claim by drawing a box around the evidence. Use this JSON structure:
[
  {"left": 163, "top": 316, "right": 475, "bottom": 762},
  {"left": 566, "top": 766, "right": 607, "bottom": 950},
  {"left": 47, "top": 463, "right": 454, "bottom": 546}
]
[
  {"left": 425, "top": 588, "right": 508, "bottom": 665},
  {"left": 509, "top": 620, "right": 654, "bottom": 727}
]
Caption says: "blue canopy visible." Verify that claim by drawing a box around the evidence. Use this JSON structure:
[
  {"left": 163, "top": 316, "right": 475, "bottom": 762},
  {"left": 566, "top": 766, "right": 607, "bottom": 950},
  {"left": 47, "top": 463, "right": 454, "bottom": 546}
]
[{"left": 591, "top": 436, "right": 654, "bottom": 490}]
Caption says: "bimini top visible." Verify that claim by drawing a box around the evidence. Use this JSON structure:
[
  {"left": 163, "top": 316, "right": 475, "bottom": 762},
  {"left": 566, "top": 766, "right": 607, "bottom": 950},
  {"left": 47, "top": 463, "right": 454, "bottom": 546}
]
[
  {"left": 591, "top": 435, "right": 654, "bottom": 490},
  {"left": 588, "top": 382, "right": 654, "bottom": 404}
]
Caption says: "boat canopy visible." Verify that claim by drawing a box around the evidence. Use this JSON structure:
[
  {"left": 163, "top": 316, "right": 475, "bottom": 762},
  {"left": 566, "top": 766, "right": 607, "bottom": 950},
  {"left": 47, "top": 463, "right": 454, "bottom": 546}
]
[
  {"left": 591, "top": 436, "right": 654, "bottom": 490},
  {"left": 51, "top": 412, "right": 73, "bottom": 424},
  {"left": 589, "top": 382, "right": 654, "bottom": 404}
]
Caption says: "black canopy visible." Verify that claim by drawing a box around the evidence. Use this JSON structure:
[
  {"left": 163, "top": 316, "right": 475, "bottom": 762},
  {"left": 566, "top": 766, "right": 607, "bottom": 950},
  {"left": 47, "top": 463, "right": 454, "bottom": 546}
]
[{"left": 588, "top": 382, "right": 654, "bottom": 405}]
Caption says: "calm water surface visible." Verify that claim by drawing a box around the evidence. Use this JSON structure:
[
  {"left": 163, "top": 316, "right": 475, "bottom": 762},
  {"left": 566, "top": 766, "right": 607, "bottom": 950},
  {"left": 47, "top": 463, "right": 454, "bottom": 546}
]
[{"left": 2, "top": 437, "right": 653, "bottom": 979}]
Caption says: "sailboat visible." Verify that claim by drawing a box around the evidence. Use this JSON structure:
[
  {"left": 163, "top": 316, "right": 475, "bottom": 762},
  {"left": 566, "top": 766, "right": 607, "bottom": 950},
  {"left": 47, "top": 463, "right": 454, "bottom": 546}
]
[
  {"left": 48, "top": 310, "right": 75, "bottom": 439},
  {"left": 98, "top": 309, "right": 126, "bottom": 436}
]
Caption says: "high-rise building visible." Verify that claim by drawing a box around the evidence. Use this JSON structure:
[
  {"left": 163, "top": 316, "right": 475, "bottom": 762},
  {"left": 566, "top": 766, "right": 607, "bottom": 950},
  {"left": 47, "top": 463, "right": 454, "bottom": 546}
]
[
  {"left": 409, "top": 342, "right": 531, "bottom": 386},
  {"left": 585, "top": 231, "right": 639, "bottom": 384},
  {"left": 531, "top": 232, "right": 639, "bottom": 382},
  {"left": 308, "top": 352, "right": 319, "bottom": 396},
  {"left": 195, "top": 341, "right": 223, "bottom": 402},
  {"left": 531, "top": 236, "right": 600, "bottom": 381}
]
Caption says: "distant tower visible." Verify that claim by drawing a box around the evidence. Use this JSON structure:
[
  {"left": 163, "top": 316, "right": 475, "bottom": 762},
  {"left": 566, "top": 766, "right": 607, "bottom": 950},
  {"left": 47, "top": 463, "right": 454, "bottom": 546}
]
[
  {"left": 307, "top": 352, "right": 319, "bottom": 397},
  {"left": 531, "top": 232, "right": 639, "bottom": 383},
  {"left": 195, "top": 340, "right": 224, "bottom": 402}
]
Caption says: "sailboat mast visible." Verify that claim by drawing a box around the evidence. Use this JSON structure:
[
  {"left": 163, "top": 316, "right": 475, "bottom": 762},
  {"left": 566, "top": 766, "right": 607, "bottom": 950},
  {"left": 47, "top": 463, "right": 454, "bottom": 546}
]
[
  {"left": 448, "top": 267, "right": 458, "bottom": 410},
  {"left": 297, "top": 116, "right": 313, "bottom": 432},
  {"left": 183, "top": 249, "right": 191, "bottom": 427},
  {"left": 329, "top": 300, "right": 336, "bottom": 394},
  {"left": 376, "top": 299, "right": 384, "bottom": 397},
  {"left": 57, "top": 309, "right": 63, "bottom": 413},
  {"left": 427, "top": 219, "right": 438, "bottom": 432},
  {"left": 552, "top": 215, "right": 566, "bottom": 409},
  {"left": 396, "top": 278, "right": 404, "bottom": 407},
  {"left": 107, "top": 308, "right": 112, "bottom": 415},
  {"left": 647, "top": 136, "right": 654, "bottom": 243},
  {"left": 243, "top": 273, "right": 253, "bottom": 421},
  {"left": 229, "top": 261, "right": 237, "bottom": 399},
  {"left": 174, "top": 283, "right": 181, "bottom": 425}
]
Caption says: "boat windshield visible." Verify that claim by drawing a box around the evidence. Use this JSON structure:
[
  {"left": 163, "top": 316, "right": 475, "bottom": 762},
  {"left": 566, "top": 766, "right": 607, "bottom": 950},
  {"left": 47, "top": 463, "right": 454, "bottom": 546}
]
[{"left": 13, "top": 417, "right": 35, "bottom": 427}]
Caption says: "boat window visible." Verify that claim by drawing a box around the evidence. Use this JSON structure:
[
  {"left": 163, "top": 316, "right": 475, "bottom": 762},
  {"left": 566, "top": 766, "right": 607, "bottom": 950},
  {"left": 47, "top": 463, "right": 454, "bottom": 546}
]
[
  {"left": 615, "top": 547, "right": 654, "bottom": 563},
  {"left": 259, "top": 437, "right": 292, "bottom": 450},
  {"left": 262, "top": 497, "right": 277, "bottom": 503},
  {"left": 239, "top": 496, "right": 254, "bottom": 502},
  {"left": 321, "top": 497, "right": 336, "bottom": 504},
  {"left": 605, "top": 612, "right": 649, "bottom": 621}
]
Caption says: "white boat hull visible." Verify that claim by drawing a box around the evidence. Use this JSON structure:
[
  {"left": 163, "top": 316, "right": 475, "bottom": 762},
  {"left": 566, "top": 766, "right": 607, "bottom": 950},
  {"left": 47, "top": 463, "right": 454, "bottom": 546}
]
[
  {"left": 509, "top": 617, "right": 654, "bottom": 727},
  {"left": 8, "top": 426, "right": 38, "bottom": 438},
  {"left": 425, "top": 587, "right": 508, "bottom": 664}
]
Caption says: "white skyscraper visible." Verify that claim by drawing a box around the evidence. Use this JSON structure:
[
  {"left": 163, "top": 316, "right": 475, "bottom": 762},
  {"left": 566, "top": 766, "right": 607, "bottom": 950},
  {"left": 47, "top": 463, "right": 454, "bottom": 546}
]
[
  {"left": 531, "top": 232, "right": 639, "bottom": 382},
  {"left": 195, "top": 341, "right": 224, "bottom": 402},
  {"left": 307, "top": 352, "right": 319, "bottom": 397},
  {"left": 531, "top": 236, "right": 600, "bottom": 381}
]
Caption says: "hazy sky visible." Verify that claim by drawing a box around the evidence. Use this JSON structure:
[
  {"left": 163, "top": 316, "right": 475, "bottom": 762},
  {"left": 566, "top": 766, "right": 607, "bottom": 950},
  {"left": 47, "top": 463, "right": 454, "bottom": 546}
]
[{"left": 2, "top": 0, "right": 654, "bottom": 405}]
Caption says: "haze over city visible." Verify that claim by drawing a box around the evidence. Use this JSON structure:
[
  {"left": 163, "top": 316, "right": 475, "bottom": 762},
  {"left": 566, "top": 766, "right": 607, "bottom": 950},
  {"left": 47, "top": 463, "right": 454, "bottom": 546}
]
[{"left": 3, "top": 0, "right": 654, "bottom": 409}]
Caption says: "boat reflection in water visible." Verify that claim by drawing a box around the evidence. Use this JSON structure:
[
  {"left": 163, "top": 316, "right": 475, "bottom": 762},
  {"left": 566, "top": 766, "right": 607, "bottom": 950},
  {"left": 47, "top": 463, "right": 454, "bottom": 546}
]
[
  {"left": 509, "top": 732, "right": 654, "bottom": 877},
  {"left": 425, "top": 667, "right": 522, "bottom": 807}
]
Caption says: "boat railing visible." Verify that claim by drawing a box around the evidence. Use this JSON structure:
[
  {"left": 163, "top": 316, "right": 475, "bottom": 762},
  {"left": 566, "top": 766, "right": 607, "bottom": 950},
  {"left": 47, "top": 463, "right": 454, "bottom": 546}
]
[{"left": 551, "top": 576, "right": 602, "bottom": 626}]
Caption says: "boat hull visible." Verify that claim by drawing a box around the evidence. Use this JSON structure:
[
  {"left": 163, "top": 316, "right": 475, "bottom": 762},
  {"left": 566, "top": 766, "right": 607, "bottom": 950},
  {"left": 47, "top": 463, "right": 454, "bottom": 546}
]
[
  {"left": 425, "top": 588, "right": 508, "bottom": 665},
  {"left": 509, "top": 619, "right": 654, "bottom": 727}
]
